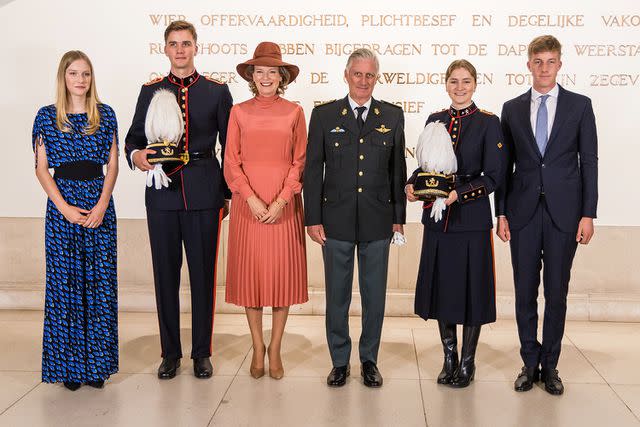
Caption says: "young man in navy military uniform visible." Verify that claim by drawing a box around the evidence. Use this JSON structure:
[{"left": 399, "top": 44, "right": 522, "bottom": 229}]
[
  {"left": 304, "top": 49, "right": 407, "bottom": 388},
  {"left": 125, "top": 20, "right": 233, "bottom": 380},
  {"left": 496, "top": 35, "right": 598, "bottom": 395}
]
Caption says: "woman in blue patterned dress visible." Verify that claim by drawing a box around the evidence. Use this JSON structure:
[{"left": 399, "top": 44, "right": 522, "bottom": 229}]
[{"left": 33, "top": 51, "right": 119, "bottom": 391}]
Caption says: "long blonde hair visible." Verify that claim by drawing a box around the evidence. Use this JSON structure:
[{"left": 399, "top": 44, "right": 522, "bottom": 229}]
[{"left": 55, "top": 50, "right": 101, "bottom": 134}]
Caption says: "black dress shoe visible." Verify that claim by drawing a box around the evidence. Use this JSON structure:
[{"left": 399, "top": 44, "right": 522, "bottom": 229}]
[
  {"left": 514, "top": 366, "right": 540, "bottom": 392},
  {"left": 157, "top": 358, "right": 181, "bottom": 379},
  {"left": 63, "top": 382, "right": 81, "bottom": 391},
  {"left": 193, "top": 357, "right": 213, "bottom": 379},
  {"left": 361, "top": 361, "right": 383, "bottom": 388},
  {"left": 86, "top": 380, "right": 105, "bottom": 389},
  {"left": 327, "top": 364, "right": 350, "bottom": 387},
  {"left": 541, "top": 368, "right": 564, "bottom": 395}
]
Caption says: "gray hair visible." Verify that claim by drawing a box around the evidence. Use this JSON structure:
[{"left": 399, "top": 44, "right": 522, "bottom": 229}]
[{"left": 345, "top": 48, "right": 380, "bottom": 74}]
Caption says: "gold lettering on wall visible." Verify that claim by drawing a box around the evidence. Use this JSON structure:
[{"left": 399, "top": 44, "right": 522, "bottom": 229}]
[
  {"left": 324, "top": 43, "right": 422, "bottom": 56},
  {"left": 601, "top": 15, "right": 640, "bottom": 27},
  {"left": 360, "top": 15, "right": 457, "bottom": 26},
  {"left": 200, "top": 14, "right": 348, "bottom": 27},
  {"left": 507, "top": 15, "right": 584, "bottom": 27}
]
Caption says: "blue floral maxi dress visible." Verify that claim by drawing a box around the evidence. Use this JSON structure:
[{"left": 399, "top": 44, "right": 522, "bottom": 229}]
[{"left": 32, "top": 104, "right": 119, "bottom": 383}]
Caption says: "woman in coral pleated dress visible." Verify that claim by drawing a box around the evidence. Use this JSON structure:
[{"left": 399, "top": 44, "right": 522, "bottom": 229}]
[{"left": 224, "top": 42, "right": 308, "bottom": 380}]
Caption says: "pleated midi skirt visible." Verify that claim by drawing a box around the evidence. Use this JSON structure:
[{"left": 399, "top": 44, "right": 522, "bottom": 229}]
[
  {"left": 414, "top": 229, "right": 496, "bottom": 325},
  {"left": 225, "top": 193, "right": 308, "bottom": 307}
]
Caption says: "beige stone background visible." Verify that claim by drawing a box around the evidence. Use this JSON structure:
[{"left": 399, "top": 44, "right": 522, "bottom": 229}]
[{"left": 2, "top": 218, "right": 638, "bottom": 321}]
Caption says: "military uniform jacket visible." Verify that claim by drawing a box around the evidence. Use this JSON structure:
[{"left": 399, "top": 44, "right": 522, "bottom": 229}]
[
  {"left": 125, "top": 71, "right": 233, "bottom": 211},
  {"left": 304, "top": 96, "right": 407, "bottom": 242},
  {"left": 407, "top": 103, "right": 506, "bottom": 232}
]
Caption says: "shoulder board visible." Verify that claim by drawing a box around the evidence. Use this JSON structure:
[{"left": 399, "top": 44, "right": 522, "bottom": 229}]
[
  {"left": 380, "top": 100, "right": 402, "bottom": 109},
  {"left": 479, "top": 108, "right": 495, "bottom": 116},
  {"left": 144, "top": 76, "right": 164, "bottom": 86},
  {"left": 205, "top": 76, "right": 224, "bottom": 84},
  {"left": 314, "top": 99, "right": 336, "bottom": 108}
]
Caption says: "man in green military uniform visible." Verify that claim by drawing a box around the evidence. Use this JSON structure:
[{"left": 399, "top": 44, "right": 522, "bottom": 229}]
[{"left": 304, "top": 48, "right": 407, "bottom": 388}]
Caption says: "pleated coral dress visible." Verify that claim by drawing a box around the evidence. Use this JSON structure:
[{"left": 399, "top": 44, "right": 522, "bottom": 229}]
[{"left": 224, "top": 94, "right": 308, "bottom": 307}]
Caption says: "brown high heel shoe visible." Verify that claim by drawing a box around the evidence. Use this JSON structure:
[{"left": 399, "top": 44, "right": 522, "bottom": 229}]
[
  {"left": 250, "top": 345, "right": 266, "bottom": 379},
  {"left": 267, "top": 345, "right": 284, "bottom": 380}
]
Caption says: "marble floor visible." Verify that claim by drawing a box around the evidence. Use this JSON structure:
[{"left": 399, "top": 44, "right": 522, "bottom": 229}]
[{"left": 0, "top": 311, "right": 639, "bottom": 427}]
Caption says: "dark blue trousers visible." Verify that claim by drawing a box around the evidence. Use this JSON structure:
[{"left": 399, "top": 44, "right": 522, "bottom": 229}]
[{"left": 510, "top": 198, "right": 578, "bottom": 369}]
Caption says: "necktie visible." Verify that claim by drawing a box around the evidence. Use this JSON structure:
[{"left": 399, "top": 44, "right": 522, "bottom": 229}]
[
  {"left": 535, "top": 94, "right": 549, "bottom": 156},
  {"left": 355, "top": 106, "right": 367, "bottom": 130}
]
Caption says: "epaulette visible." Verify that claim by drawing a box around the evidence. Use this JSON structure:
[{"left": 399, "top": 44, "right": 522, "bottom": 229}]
[
  {"left": 205, "top": 76, "right": 224, "bottom": 84},
  {"left": 381, "top": 100, "right": 402, "bottom": 109},
  {"left": 479, "top": 108, "right": 495, "bottom": 116},
  {"left": 144, "top": 76, "right": 164, "bottom": 86},
  {"left": 314, "top": 99, "right": 336, "bottom": 108}
]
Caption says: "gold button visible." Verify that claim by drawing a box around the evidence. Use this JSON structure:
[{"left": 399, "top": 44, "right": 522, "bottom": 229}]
[
  {"left": 324, "top": 197, "right": 327, "bottom": 201},
  {"left": 359, "top": 154, "right": 364, "bottom": 160},
  {"left": 182, "top": 104, "right": 186, "bottom": 109},
  {"left": 182, "top": 112, "right": 186, "bottom": 116},
  {"left": 453, "top": 128, "right": 457, "bottom": 131},
  {"left": 182, "top": 88, "right": 186, "bottom": 93},
  {"left": 358, "top": 171, "right": 363, "bottom": 176},
  {"left": 184, "top": 88, "right": 188, "bottom": 92},
  {"left": 452, "top": 134, "right": 457, "bottom": 138},
  {"left": 358, "top": 187, "right": 363, "bottom": 193},
  {"left": 182, "top": 96, "right": 185, "bottom": 100},
  {"left": 359, "top": 138, "right": 364, "bottom": 143},
  {"left": 472, "top": 192, "right": 475, "bottom": 196},
  {"left": 464, "top": 195, "right": 468, "bottom": 199},
  {"left": 334, "top": 142, "right": 339, "bottom": 147}
]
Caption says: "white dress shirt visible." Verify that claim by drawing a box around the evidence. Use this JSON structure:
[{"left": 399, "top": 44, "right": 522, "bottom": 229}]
[
  {"left": 348, "top": 96, "right": 372, "bottom": 121},
  {"left": 530, "top": 84, "right": 559, "bottom": 138}
]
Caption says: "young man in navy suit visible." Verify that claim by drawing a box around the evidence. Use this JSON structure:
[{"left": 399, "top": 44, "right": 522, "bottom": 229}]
[{"left": 496, "top": 35, "right": 598, "bottom": 395}]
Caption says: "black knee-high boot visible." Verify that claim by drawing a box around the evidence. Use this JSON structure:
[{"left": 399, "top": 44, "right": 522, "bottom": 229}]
[
  {"left": 437, "top": 321, "right": 458, "bottom": 384},
  {"left": 450, "top": 325, "right": 481, "bottom": 388}
]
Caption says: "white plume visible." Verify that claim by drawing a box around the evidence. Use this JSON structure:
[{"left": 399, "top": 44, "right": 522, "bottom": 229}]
[
  {"left": 416, "top": 121, "right": 457, "bottom": 174},
  {"left": 145, "top": 89, "right": 184, "bottom": 144}
]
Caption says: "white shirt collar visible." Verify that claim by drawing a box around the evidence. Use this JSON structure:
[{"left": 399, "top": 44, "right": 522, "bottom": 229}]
[
  {"left": 348, "top": 96, "right": 372, "bottom": 112},
  {"left": 531, "top": 84, "right": 559, "bottom": 101}
]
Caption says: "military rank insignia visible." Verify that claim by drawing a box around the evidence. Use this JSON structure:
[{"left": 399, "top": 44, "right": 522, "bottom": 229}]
[
  {"left": 375, "top": 125, "right": 392, "bottom": 134},
  {"left": 341, "top": 108, "right": 348, "bottom": 116},
  {"left": 497, "top": 142, "right": 503, "bottom": 149},
  {"left": 374, "top": 107, "right": 380, "bottom": 115},
  {"left": 330, "top": 127, "right": 346, "bottom": 133}
]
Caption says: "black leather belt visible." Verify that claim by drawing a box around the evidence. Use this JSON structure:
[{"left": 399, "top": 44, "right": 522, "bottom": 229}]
[
  {"left": 450, "top": 174, "right": 480, "bottom": 184},
  {"left": 54, "top": 161, "right": 103, "bottom": 180},
  {"left": 189, "top": 151, "right": 214, "bottom": 161}
]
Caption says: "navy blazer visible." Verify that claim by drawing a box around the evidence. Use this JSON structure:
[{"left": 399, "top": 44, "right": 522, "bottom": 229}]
[
  {"left": 407, "top": 104, "right": 506, "bottom": 232},
  {"left": 125, "top": 71, "right": 233, "bottom": 211},
  {"left": 495, "top": 85, "right": 598, "bottom": 233}
]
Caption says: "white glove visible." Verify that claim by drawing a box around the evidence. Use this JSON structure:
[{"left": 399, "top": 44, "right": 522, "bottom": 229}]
[
  {"left": 430, "top": 197, "right": 447, "bottom": 223},
  {"left": 146, "top": 164, "right": 171, "bottom": 190},
  {"left": 391, "top": 231, "right": 406, "bottom": 246}
]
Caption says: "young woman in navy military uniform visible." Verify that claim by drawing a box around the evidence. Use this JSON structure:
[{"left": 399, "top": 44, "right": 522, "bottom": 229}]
[{"left": 406, "top": 60, "right": 506, "bottom": 387}]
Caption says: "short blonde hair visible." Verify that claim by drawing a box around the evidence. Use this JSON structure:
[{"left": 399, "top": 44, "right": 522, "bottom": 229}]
[
  {"left": 164, "top": 20, "right": 197, "bottom": 43},
  {"left": 528, "top": 35, "right": 562, "bottom": 58},
  {"left": 244, "top": 65, "right": 291, "bottom": 96},
  {"left": 55, "top": 50, "right": 101, "bottom": 134}
]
